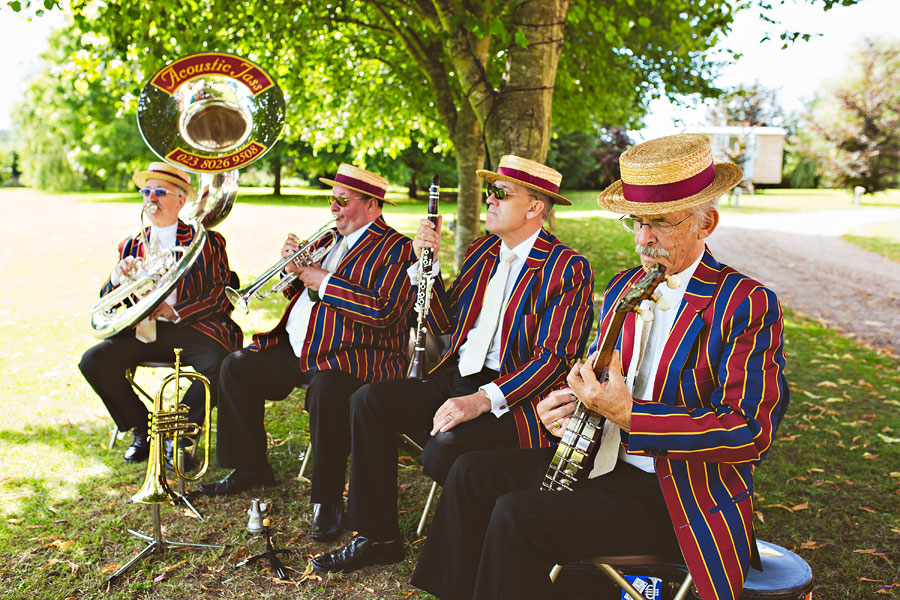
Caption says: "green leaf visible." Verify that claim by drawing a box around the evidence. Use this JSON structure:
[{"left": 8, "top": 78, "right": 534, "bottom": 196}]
[
  {"left": 637, "top": 16, "right": 651, "bottom": 27},
  {"left": 514, "top": 28, "right": 529, "bottom": 49}
]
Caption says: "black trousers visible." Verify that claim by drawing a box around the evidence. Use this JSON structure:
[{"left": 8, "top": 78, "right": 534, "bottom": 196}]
[
  {"left": 411, "top": 448, "right": 681, "bottom": 600},
  {"left": 79, "top": 321, "right": 228, "bottom": 431},
  {"left": 215, "top": 340, "right": 363, "bottom": 503},
  {"left": 346, "top": 363, "right": 519, "bottom": 541}
]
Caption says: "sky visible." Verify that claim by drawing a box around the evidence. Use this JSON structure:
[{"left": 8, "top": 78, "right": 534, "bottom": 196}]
[{"left": 0, "top": 0, "right": 898, "bottom": 133}]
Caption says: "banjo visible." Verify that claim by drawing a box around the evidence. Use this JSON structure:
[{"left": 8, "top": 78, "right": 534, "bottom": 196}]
[{"left": 541, "top": 263, "right": 670, "bottom": 492}]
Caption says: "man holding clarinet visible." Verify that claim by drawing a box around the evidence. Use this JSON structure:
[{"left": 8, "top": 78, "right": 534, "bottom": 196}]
[{"left": 312, "top": 156, "right": 596, "bottom": 573}]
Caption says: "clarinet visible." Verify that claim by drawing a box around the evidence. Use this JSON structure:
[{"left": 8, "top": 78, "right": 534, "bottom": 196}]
[{"left": 407, "top": 175, "right": 440, "bottom": 379}]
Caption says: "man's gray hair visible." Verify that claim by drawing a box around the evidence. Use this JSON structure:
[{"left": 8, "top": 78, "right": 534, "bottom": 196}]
[
  {"left": 529, "top": 190, "right": 553, "bottom": 221},
  {"left": 690, "top": 199, "right": 718, "bottom": 231}
]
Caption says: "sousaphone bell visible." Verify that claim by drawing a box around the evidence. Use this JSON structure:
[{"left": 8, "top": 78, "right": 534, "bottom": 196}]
[{"left": 89, "top": 52, "right": 285, "bottom": 339}]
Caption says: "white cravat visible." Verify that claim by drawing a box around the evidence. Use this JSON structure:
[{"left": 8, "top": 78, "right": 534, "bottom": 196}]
[
  {"left": 135, "top": 224, "right": 178, "bottom": 344},
  {"left": 286, "top": 235, "right": 350, "bottom": 358},
  {"left": 457, "top": 249, "right": 516, "bottom": 377},
  {"left": 588, "top": 304, "right": 655, "bottom": 479}
]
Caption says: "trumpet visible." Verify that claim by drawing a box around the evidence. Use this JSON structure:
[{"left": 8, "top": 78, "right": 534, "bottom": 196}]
[
  {"left": 132, "top": 348, "right": 211, "bottom": 505},
  {"left": 226, "top": 220, "right": 339, "bottom": 313}
]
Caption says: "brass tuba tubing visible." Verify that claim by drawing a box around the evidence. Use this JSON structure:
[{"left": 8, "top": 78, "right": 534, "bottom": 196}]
[{"left": 225, "top": 220, "right": 338, "bottom": 313}]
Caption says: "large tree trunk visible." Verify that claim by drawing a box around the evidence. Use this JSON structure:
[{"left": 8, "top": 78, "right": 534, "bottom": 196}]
[
  {"left": 451, "top": 101, "right": 486, "bottom": 269},
  {"left": 484, "top": 0, "right": 568, "bottom": 165}
]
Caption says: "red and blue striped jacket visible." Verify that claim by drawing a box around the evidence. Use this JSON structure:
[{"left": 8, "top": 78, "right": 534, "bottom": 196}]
[
  {"left": 592, "top": 247, "right": 789, "bottom": 600},
  {"left": 100, "top": 221, "right": 243, "bottom": 352},
  {"left": 427, "top": 228, "right": 595, "bottom": 449},
  {"left": 250, "top": 216, "right": 415, "bottom": 383}
]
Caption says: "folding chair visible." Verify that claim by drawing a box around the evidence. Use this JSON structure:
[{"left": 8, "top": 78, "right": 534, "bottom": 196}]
[{"left": 550, "top": 539, "right": 813, "bottom": 600}]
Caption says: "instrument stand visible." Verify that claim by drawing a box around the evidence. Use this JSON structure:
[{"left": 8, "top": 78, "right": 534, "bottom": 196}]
[
  {"left": 106, "top": 504, "right": 223, "bottom": 584},
  {"left": 172, "top": 454, "right": 204, "bottom": 521},
  {"left": 233, "top": 521, "right": 294, "bottom": 580}
]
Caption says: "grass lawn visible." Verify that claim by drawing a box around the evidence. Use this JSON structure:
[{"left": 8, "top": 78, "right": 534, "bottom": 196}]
[
  {"left": 0, "top": 188, "right": 898, "bottom": 599},
  {"left": 843, "top": 220, "right": 900, "bottom": 263}
]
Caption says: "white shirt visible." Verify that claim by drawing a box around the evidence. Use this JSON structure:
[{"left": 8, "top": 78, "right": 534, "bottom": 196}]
[
  {"left": 406, "top": 228, "right": 540, "bottom": 417},
  {"left": 150, "top": 224, "right": 179, "bottom": 310},
  {"left": 286, "top": 221, "right": 373, "bottom": 359},
  {"left": 620, "top": 253, "right": 703, "bottom": 473}
]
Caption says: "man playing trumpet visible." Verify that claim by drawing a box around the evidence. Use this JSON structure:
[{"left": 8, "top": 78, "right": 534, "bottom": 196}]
[
  {"left": 79, "top": 162, "right": 242, "bottom": 469},
  {"left": 200, "top": 164, "right": 416, "bottom": 544}
]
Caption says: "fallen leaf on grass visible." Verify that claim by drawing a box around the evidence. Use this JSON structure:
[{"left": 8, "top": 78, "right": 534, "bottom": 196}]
[
  {"left": 824, "top": 397, "right": 844, "bottom": 403},
  {"left": 859, "top": 506, "right": 877, "bottom": 513},
  {"left": 817, "top": 381, "right": 838, "bottom": 388},
  {"left": 890, "top": 473, "right": 900, "bottom": 479},
  {"left": 230, "top": 548, "right": 248, "bottom": 564},
  {"left": 765, "top": 504, "right": 795, "bottom": 512},
  {"left": 861, "top": 577, "right": 885, "bottom": 583},
  {"left": 855, "top": 549, "right": 879, "bottom": 554},
  {"left": 779, "top": 435, "right": 798, "bottom": 442},
  {"left": 100, "top": 564, "right": 121, "bottom": 575},
  {"left": 875, "top": 586, "right": 894, "bottom": 594},
  {"left": 6, "top": 518, "right": 24, "bottom": 524},
  {"left": 800, "top": 541, "right": 826, "bottom": 549},
  {"left": 791, "top": 502, "right": 809, "bottom": 511},
  {"left": 877, "top": 433, "right": 900, "bottom": 444},
  {"left": 863, "top": 452, "right": 879, "bottom": 459},
  {"left": 807, "top": 468, "right": 825, "bottom": 473}
]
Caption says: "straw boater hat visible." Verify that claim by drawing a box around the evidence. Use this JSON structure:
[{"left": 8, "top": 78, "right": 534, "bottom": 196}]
[
  {"left": 597, "top": 134, "right": 743, "bottom": 216},
  {"left": 132, "top": 162, "right": 198, "bottom": 203},
  {"left": 319, "top": 163, "right": 396, "bottom": 206},
  {"left": 476, "top": 155, "right": 571, "bottom": 206}
]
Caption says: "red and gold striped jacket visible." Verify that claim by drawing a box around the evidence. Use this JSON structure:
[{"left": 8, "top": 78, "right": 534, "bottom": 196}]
[
  {"left": 99, "top": 221, "right": 243, "bottom": 352},
  {"left": 593, "top": 247, "right": 789, "bottom": 600},
  {"left": 427, "top": 228, "right": 595, "bottom": 449},
  {"left": 250, "top": 216, "right": 415, "bottom": 383}
]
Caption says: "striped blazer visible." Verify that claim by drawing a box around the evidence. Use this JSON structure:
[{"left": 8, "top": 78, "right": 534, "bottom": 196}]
[
  {"left": 100, "top": 221, "right": 243, "bottom": 352},
  {"left": 427, "top": 228, "right": 595, "bottom": 449},
  {"left": 250, "top": 216, "right": 415, "bottom": 383},
  {"left": 591, "top": 248, "right": 789, "bottom": 600}
]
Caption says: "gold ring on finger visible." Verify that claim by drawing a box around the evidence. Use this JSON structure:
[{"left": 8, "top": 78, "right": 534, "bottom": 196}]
[{"left": 552, "top": 421, "right": 561, "bottom": 430}]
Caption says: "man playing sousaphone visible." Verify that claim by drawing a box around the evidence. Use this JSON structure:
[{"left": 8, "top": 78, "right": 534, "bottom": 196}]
[
  {"left": 199, "top": 164, "right": 416, "bottom": 543},
  {"left": 79, "top": 162, "right": 242, "bottom": 469}
]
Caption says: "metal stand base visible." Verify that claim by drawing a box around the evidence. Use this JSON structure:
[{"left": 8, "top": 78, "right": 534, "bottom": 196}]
[
  {"left": 233, "top": 524, "right": 293, "bottom": 580},
  {"left": 106, "top": 504, "right": 223, "bottom": 584}
]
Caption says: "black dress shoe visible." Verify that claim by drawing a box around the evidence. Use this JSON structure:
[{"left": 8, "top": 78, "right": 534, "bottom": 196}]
[
  {"left": 310, "top": 501, "right": 344, "bottom": 541},
  {"left": 163, "top": 437, "right": 195, "bottom": 472},
  {"left": 123, "top": 431, "right": 150, "bottom": 463},
  {"left": 197, "top": 465, "right": 275, "bottom": 497},
  {"left": 311, "top": 534, "right": 403, "bottom": 573}
]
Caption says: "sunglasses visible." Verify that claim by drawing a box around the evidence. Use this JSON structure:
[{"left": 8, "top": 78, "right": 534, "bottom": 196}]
[
  {"left": 140, "top": 187, "right": 169, "bottom": 198},
  {"left": 483, "top": 183, "right": 528, "bottom": 201},
  {"left": 330, "top": 195, "right": 368, "bottom": 207}
]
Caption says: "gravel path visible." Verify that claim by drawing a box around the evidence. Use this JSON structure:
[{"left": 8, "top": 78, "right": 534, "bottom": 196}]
[{"left": 706, "top": 208, "right": 900, "bottom": 354}]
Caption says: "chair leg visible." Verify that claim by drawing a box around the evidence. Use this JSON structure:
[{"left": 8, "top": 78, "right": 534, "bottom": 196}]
[
  {"left": 108, "top": 425, "right": 120, "bottom": 451},
  {"left": 596, "top": 563, "right": 653, "bottom": 600},
  {"left": 296, "top": 445, "right": 312, "bottom": 483},
  {"left": 416, "top": 480, "right": 438, "bottom": 536}
]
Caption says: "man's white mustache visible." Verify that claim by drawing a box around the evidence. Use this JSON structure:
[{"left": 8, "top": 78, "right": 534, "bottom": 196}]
[{"left": 635, "top": 244, "right": 670, "bottom": 258}]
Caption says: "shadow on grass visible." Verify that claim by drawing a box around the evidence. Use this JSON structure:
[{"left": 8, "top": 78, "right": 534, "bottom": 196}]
[{"left": 0, "top": 392, "right": 452, "bottom": 599}]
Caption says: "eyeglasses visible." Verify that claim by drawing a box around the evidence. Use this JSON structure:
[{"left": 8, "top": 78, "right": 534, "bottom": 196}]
[
  {"left": 620, "top": 214, "right": 693, "bottom": 236},
  {"left": 140, "top": 187, "right": 169, "bottom": 198},
  {"left": 484, "top": 183, "right": 529, "bottom": 201},
  {"left": 331, "top": 195, "right": 366, "bottom": 207}
]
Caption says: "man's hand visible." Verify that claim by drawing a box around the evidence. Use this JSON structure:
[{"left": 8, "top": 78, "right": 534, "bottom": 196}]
[
  {"left": 413, "top": 216, "right": 442, "bottom": 261},
  {"left": 150, "top": 301, "right": 177, "bottom": 321},
  {"left": 295, "top": 265, "right": 328, "bottom": 292},
  {"left": 567, "top": 350, "right": 633, "bottom": 431},
  {"left": 431, "top": 390, "right": 490, "bottom": 436},
  {"left": 282, "top": 234, "right": 302, "bottom": 275},
  {"left": 536, "top": 388, "right": 578, "bottom": 438},
  {"left": 113, "top": 256, "right": 138, "bottom": 283}
]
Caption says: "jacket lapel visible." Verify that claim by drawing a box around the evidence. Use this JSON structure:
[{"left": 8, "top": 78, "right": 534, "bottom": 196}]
[
  {"left": 339, "top": 217, "right": 386, "bottom": 272},
  {"left": 499, "top": 228, "right": 551, "bottom": 366},
  {"left": 653, "top": 248, "right": 720, "bottom": 404},
  {"left": 174, "top": 221, "right": 194, "bottom": 297}
]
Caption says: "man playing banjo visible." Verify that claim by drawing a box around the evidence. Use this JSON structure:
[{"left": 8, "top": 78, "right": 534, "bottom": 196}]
[{"left": 411, "top": 134, "right": 790, "bottom": 600}]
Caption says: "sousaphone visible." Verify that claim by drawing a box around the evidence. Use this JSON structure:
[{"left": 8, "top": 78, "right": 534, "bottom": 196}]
[{"left": 90, "top": 52, "right": 285, "bottom": 338}]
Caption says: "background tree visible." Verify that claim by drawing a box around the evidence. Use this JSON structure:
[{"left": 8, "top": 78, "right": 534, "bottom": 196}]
[
  {"left": 707, "top": 81, "right": 786, "bottom": 127},
  {"left": 800, "top": 36, "right": 900, "bottom": 193}
]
